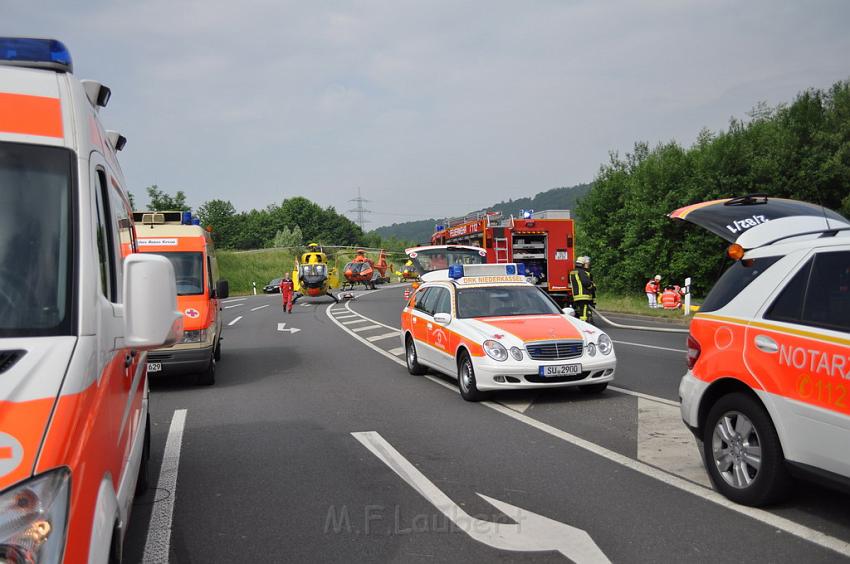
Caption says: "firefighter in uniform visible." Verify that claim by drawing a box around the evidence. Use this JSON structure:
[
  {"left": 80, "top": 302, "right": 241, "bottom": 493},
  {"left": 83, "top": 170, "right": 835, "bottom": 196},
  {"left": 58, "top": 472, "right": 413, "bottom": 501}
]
[{"left": 569, "top": 256, "right": 596, "bottom": 322}]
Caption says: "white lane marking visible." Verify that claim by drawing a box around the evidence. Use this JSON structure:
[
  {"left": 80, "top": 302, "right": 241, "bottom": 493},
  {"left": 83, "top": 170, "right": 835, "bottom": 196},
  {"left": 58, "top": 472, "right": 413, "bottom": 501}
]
[
  {"left": 222, "top": 297, "right": 246, "bottom": 303},
  {"left": 277, "top": 322, "right": 301, "bottom": 334},
  {"left": 609, "top": 386, "right": 679, "bottom": 408},
  {"left": 330, "top": 303, "right": 850, "bottom": 557},
  {"left": 342, "top": 319, "right": 369, "bottom": 325},
  {"left": 352, "top": 431, "right": 609, "bottom": 563},
  {"left": 343, "top": 300, "right": 400, "bottom": 332},
  {"left": 367, "top": 331, "right": 400, "bottom": 342},
  {"left": 498, "top": 394, "right": 538, "bottom": 414},
  {"left": 484, "top": 402, "right": 850, "bottom": 557},
  {"left": 224, "top": 303, "right": 244, "bottom": 309},
  {"left": 334, "top": 314, "right": 360, "bottom": 320},
  {"left": 613, "top": 340, "right": 686, "bottom": 354},
  {"left": 352, "top": 324, "right": 383, "bottom": 333},
  {"left": 637, "top": 398, "right": 710, "bottom": 487},
  {"left": 250, "top": 304, "right": 270, "bottom": 312},
  {"left": 143, "top": 409, "right": 187, "bottom": 563},
  {"left": 227, "top": 316, "right": 243, "bottom": 326},
  {"left": 388, "top": 347, "right": 405, "bottom": 356},
  {"left": 330, "top": 309, "right": 350, "bottom": 315}
]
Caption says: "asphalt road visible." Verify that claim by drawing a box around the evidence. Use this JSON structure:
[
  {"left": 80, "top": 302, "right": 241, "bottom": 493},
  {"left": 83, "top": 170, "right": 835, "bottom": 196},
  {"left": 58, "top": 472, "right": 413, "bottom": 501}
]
[{"left": 123, "top": 285, "right": 850, "bottom": 563}]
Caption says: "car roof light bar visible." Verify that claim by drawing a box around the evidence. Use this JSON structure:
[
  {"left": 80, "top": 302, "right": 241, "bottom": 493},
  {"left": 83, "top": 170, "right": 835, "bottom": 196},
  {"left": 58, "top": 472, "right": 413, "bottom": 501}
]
[{"left": 0, "top": 37, "right": 73, "bottom": 73}]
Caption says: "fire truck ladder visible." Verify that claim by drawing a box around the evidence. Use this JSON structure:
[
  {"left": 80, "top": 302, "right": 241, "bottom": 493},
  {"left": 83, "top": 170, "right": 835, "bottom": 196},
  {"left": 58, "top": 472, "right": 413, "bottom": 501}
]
[{"left": 494, "top": 238, "right": 509, "bottom": 263}]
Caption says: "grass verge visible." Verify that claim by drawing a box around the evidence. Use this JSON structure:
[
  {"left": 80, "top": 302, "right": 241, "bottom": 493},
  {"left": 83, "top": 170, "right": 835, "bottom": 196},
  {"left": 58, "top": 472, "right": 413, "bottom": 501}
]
[{"left": 594, "top": 292, "right": 700, "bottom": 320}]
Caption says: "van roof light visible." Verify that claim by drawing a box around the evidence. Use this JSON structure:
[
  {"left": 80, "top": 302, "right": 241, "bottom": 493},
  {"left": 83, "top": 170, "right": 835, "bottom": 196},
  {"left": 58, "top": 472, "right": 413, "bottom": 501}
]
[{"left": 0, "top": 37, "right": 73, "bottom": 73}]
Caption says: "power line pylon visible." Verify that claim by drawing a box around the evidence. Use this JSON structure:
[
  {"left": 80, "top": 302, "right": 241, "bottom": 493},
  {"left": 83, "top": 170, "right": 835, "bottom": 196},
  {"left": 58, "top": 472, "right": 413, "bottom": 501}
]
[{"left": 348, "top": 187, "right": 371, "bottom": 230}]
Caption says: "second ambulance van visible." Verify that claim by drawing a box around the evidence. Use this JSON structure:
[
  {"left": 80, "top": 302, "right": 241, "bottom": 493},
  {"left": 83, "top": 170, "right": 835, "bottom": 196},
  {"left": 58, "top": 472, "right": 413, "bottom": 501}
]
[
  {"left": 134, "top": 211, "right": 229, "bottom": 385},
  {"left": 0, "top": 38, "right": 182, "bottom": 561}
]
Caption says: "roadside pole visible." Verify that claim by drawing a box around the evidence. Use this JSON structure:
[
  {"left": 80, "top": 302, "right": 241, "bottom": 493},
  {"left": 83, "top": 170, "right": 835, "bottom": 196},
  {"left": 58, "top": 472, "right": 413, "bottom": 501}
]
[
  {"left": 683, "top": 277, "right": 691, "bottom": 316},
  {"left": 252, "top": 281, "right": 257, "bottom": 295}
]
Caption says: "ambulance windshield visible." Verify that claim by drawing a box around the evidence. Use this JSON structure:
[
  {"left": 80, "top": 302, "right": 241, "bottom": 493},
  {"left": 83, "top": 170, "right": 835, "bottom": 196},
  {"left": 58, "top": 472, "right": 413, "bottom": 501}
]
[
  {"left": 456, "top": 286, "right": 561, "bottom": 318},
  {"left": 0, "top": 143, "right": 74, "bottom": 336},
  {"left": 147, "top": 252, "right": 205, "bottom": 295}
]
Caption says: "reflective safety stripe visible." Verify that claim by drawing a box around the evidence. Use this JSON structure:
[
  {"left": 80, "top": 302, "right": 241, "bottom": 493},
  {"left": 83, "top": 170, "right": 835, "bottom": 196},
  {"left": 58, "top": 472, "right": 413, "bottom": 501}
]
[
  {"left": 0, "top": 93, "right": 63, "bottom": 138},
  {"left": 570, "top": 270, "right": 590, "bottom": 300}
]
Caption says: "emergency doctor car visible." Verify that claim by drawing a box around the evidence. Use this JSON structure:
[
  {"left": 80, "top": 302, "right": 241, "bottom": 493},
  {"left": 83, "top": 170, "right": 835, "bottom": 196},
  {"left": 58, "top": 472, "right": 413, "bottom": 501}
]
[
  {"left": 0, "top": 38, "right": 182, "bottom": 562},
  {"left": 401, "top": 264, "right": 616, "bottom": 401},
  {"left": 671, "top": 195, "right": 850, "bottom": 506}
]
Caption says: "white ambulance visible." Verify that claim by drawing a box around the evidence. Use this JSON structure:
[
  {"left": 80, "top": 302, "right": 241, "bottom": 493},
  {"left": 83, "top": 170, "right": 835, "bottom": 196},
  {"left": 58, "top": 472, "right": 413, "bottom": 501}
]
[{"left": 0, "top": 38, "right": 182, "bottom": 562}]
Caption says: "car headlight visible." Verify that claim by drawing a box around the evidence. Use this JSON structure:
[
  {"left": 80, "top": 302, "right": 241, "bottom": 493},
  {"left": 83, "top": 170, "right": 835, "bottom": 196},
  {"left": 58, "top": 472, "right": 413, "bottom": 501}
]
[
  {"left": 586, "top": 342, "right": 596, "bottom": 357},
  {"left": 0, "top": 468, "right": 70, "bottom": 564},
  {"left": 598, "top": 334, "right": 613, "bottom": 355},
  {"left": 483, "top": 340, "right": 508, "bottom": 362},
  {"left": 180, "top": 329, "right": 207, "bottom": 344},
  {"left": 509, "top": 346, "right": 523, "bottom": 361}
]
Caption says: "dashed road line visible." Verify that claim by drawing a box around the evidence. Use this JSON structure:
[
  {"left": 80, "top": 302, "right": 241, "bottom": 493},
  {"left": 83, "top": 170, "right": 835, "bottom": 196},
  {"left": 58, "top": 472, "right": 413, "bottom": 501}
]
[
  {"left": 251, "top": 304, "right": 270, "bottom": 312},
  {"left": 342, "top": 319, "right": 370, "bottom": 325},
  {"left": 143, "top": 409, "right": 188, "bottom": 563},
  {"left": 334, "top": 314, "right": 360, "bottom": 320},
  {"left": 224, "top": 303, "right": 244, "bottom": 309},
  {"left": 222, "top": 297, "right": 246, "bottom": 303},
  {"left": 367, "top": 331, "right": 400, "bottom": 342},
  {"left": 228, "top": 316, "right": 243, "bottom": 326},
  {"left": 352, "top": 324, "right": 383, "bottom": 333},
  {"left": 388, "top": 346, "right": 405, "bottom": 356}
]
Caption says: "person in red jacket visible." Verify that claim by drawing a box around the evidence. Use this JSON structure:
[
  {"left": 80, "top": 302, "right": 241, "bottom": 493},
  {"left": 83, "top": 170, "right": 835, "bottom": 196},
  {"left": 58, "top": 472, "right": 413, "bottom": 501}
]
[
  {"left": 645, "top": 275, "right": 661, "bottom": 308},
  {"left": 660, "top": 285, "right": 682, "bottom": 310},
  {"left": 279, "top": 274, "right": 294, "bottom": 314}
]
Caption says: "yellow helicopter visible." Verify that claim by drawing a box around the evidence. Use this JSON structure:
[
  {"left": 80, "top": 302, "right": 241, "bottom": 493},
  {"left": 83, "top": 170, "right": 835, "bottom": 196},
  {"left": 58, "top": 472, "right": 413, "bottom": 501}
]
[{"left": 292, "top": 243, "right": 341, "bottom": 303}]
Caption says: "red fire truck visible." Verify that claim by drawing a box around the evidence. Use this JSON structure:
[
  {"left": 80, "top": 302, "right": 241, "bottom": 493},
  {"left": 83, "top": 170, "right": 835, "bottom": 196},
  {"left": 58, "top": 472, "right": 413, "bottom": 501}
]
[{"left": 431, "top": 209, "right": 576, "bottom": 305}]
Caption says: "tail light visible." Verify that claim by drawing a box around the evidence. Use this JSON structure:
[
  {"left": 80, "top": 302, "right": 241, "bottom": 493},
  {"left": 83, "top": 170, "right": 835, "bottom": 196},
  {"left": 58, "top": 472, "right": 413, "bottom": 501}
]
[{"left": 686, "top": 334, "right": 701, "bottom": 369}]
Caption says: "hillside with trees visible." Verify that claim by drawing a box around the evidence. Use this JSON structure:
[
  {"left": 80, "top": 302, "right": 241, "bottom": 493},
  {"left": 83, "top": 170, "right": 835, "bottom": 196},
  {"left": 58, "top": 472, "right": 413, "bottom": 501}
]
[
  {"left": 577, "top": 78, "right": 850, "bottom": 296},
  {"left": 372, "top": 183, "right": 591, "bottom": 244}
]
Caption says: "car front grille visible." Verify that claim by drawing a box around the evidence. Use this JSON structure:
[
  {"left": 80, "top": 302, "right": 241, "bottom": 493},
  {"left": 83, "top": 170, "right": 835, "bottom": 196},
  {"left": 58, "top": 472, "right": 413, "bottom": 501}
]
[
  {"left": 525, "top": 341, "right": 583, "bottom": 361},
  {"left": 524, "top": 371, "right": 590, "bottom": 383}
]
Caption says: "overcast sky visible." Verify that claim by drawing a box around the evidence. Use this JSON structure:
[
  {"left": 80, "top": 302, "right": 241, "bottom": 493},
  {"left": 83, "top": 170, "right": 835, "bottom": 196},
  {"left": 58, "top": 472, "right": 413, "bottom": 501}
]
[{"left": 6, "top": 1, "right": 850, "bottom": 228}]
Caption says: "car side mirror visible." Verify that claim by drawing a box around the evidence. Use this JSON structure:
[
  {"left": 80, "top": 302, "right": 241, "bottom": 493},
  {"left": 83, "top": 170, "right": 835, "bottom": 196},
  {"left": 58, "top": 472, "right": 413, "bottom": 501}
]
[
  {"left": 433, "top": 312, "right": 452, "bottom": 325},
  {"left": 123, "top": 254, "right": 183, "bottom": 349},
  {"left": 562, "top": 307, "right": 576, "bottom": 317},
  {"left": 216, "top": 280, "right": 230, "bottom": 300}
]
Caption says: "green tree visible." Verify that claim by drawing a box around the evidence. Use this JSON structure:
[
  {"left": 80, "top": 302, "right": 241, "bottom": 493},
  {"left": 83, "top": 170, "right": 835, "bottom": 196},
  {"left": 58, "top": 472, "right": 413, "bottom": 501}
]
[
  {"left": 270, "top": 225, "right": 303, "bottom": 249},
  {"left": 197, "top": 199, "right": 237, "bottom": 247},
  {"left": 146, "top": 185, "right": 191, "bottom": 212}
]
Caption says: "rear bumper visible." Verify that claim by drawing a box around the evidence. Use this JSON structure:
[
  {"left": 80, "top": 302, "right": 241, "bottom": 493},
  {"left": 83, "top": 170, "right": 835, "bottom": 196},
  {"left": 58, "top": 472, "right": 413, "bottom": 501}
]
[{"left": 147, "top": 345, "right": 213, "bottom": 375}]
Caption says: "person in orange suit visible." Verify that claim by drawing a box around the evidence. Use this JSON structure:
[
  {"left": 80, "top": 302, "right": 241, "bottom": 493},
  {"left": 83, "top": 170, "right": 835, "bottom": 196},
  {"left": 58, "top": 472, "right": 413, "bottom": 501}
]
[
  {"left": 279, "top": 274, "right": 294, "bottom": 314},
  {"left": 660, "top": 285, "right": 682, "bottom": 310}
]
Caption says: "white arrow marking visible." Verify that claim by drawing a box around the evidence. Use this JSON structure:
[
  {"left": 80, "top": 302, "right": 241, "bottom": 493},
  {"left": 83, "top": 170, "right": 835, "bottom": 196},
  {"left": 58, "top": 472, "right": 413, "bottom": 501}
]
[
  {"left": 277, "top": 322, "right": 301, "bottom": 334},
  {"left": 352, "top": 431, "right": 609, "bottom": 563}
]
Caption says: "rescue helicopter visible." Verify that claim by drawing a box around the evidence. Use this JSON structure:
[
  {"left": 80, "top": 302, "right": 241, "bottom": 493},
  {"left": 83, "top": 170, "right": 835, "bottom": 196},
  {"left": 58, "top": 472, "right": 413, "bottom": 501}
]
[
  {"left": 292, "top": 243, "right": 341, "bottom": 303},
  {"left": 397, "top": 259, "right": 419, "bottom": 282},
  {"left": 342, "top": 249, "right": 392, "bottom": 290}
]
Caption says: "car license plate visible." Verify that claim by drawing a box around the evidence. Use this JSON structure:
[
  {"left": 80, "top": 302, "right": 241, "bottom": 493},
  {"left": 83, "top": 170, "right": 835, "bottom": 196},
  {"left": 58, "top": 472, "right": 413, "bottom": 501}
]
[
  {"left": 147, "top": 362, "right": 162, "bottom": 373},
  {"left": 539, "top": 363, "right": 581, "bottom": 377}
]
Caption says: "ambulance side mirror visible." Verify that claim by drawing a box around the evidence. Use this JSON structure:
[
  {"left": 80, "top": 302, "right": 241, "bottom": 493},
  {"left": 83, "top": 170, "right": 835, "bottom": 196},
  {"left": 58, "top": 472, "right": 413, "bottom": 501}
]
[
  {"left": 562, "top": 307, "right": 576, "bottom": 317},
  {"left": 214, "top": 280, "right": 229, "bottom": 300},
  {"left": 434, "top": 313, "right": 452, "bottom": 325},
  {"left": 123, "top": 254, "right": 183, "bottom": 349}
]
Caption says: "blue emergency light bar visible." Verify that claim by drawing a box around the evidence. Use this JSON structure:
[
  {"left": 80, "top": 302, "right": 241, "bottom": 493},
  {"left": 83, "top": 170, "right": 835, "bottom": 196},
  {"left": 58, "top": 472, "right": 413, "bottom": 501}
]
[
  {"left": 449, "top": 263, "right": 526, "bottom": 280},
  {"left": 449, "top": 264, "right": 464, "bottom": 279},
  {"left": 0, "top": 38, "right": 73, "bottom": 72},
  {"left": 520, "top": 209, "right": 534, "bottom": 219}
]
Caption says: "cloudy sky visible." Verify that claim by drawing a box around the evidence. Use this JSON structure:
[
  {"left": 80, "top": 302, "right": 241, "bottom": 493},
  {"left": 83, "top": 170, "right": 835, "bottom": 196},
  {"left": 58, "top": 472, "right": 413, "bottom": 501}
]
[{"left": 6, "top": 1, "right": 850, "bottom": 227}]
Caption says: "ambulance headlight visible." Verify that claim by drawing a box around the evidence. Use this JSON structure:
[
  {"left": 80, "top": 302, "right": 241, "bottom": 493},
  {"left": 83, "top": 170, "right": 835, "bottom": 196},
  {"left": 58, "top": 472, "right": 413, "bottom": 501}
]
[
  {"left": 483, "top": 340, "right": 508, "bottom": 362},
  {"left": 180, "top": 329, "right": 207, "bottom": 344},
  {"left": 0, "top": 468, "right": 70, "bottom": 564},
  {"left": 598, "top": 334, "right": 613, "bottom": 355},
  {"left": 509, "top": 346, "right": 523, "bottom": 361}
]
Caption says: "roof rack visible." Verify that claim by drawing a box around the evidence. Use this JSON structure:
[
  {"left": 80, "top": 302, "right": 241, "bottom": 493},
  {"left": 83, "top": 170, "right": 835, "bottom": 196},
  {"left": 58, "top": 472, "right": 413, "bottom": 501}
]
[{"left": 760, "top": 226, "right": 850, "bottom": 248}]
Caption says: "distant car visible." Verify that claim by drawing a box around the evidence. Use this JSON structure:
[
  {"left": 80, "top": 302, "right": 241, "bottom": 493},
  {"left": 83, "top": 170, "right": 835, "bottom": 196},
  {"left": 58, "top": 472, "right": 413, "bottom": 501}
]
[
  {"left": 264, "top": 278, "right": 282, "bottom": 293},
  {"left": 400, "top": 263, "right": 616, "bottom": 401}
]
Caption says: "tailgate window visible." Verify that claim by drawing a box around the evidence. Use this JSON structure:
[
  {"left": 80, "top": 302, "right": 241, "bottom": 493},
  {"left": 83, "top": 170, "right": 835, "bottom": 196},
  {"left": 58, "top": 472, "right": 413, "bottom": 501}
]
[{"left": 700, "top": 256, "right": 781, "bottom": 313}]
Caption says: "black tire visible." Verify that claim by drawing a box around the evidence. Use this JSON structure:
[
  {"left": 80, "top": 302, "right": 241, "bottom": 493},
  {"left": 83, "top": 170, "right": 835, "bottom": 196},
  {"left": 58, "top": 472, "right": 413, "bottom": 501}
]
[
  {"left": 405, "top": 335, "right": 427, "bottom": 375},
  {"left": 702, "top": 392, "right": 792, "bottom": 506},
  {"left": 197, "top": 356, "right": 216, "bottom": 386},
  {"left": 214, "top": 338, "right": 221, "bottom": 361},
  {"left": 578, "top": 382, "right": 608, "bottom": 394},
  {"left": 135, "top": 413, "right": 151, "bottom": 496},
  {"left": 457, "top": 352, "right": 485, "bottom": 402}
]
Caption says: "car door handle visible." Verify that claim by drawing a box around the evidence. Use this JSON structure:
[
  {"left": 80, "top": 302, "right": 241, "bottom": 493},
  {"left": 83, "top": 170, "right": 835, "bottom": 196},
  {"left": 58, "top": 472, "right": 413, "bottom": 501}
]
[{"left": 754, "top": 335, "right": 778, "bottom": 353}]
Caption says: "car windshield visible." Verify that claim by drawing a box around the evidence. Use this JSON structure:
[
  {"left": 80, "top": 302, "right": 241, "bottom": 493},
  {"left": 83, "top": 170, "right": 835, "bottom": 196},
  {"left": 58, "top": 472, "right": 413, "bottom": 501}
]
[
  {"left": 301, "top": 264, "right": 326, "bottom": 277},
  {"left": 0, "top": 142, "right": 74, "bottom": 336},
  {"left": 147, "top": 252, "right": 205, "bottom": 295},
  {"left": 456, "top": 285, "right": 562, "bottom": 318},
  {"left": 269, "top": 278, "right": 282, "bottom": 285},
  {"left": 410, "top": 248, "right": 486, "bottom": 274}
]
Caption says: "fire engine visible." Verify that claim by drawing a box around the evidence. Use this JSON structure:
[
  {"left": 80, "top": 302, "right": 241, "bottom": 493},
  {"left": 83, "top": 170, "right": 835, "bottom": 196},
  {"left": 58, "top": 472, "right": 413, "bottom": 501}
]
[{"left": 431, "top": 209, "right": 576, "bottom": 305}]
